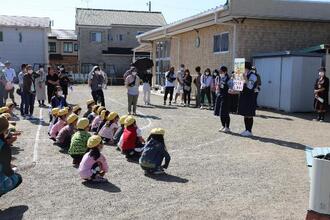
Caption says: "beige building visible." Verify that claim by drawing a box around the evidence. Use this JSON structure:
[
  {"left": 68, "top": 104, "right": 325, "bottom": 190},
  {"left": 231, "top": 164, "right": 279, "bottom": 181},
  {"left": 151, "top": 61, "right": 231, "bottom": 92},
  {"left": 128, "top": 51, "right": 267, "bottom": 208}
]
[{"left": 137, "top": 0, "right": 330, "bottom": 86}]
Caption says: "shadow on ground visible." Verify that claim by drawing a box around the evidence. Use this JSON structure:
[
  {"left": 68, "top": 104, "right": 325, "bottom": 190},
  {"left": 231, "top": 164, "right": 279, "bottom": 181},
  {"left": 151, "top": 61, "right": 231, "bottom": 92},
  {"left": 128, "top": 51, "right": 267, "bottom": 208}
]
[
  {"left": 0, "top": 205, "right": 29, "bottom": 220},
  {"left": 82, "top": 181, "right": 121, "bottom": 193},
  {"left": 11, "top": 146, "right": 24, "bottom": 155},
  {"left": 150, "top": 104, "right": 178, "bottom": 110},
  {"left": 136, "top": 114, "right": 161, "bottom": 120},
  {"left": 145, "top": 173, "right": 189, "bottom": 183}
]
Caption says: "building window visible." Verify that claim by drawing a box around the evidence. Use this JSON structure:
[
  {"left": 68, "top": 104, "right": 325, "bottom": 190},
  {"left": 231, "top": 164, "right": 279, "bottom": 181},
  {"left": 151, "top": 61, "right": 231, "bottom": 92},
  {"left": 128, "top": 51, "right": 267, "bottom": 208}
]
[
  {"left": 48, "top": 42, "right": 56, "bottom": 52},
  {"left": 108, "top": 33, "right": 113, "bottom": 41},
  {"left": 63, "top": 42, "right": 73, "bottom": 53},
  {"left": 74, "top": 43, "right": 79, "bottom": 51},
  {"left": 19, "top": 33, "right": 22, "bottom": 43},
  {"left": 0, "top": 31, "right": 3, "bottom": 42},
  {"left": 90, "top": 32, "right": 102, "bottom": 42},
  {"left": 213, "top": 32, "right": 229, "bottom": 53},
  {"left": 116, "top": 34, "right": 123, "bottom": 41},
  {"left": 155, "top": 40, "right": 171, "bottom": 86}
]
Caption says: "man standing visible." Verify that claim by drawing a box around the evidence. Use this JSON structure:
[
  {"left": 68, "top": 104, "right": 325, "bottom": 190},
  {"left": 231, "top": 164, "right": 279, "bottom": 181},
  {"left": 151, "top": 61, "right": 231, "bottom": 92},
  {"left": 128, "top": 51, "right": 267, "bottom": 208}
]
[
  {"left": 193, "top": 66, "right": 202, "bottom": 108},
  {"left": 164, "top": 67, "right": 176, "bottom": 106},
  {"left": 174, "top": 64, "right": 185, "bottom": 105},
  {"left": 2, "top": 61, "right": 17, "bottom": 106}
]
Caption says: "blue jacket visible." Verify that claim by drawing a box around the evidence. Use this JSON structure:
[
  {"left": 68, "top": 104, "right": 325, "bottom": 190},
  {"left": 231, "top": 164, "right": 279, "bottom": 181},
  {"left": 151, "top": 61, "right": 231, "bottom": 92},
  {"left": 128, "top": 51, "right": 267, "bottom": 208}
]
[
  {"left": 139, "top": 138, "right": 171, "bottom": 169},
  {"left": 51, "top": 95, "right": 67, "bottom": 109}
]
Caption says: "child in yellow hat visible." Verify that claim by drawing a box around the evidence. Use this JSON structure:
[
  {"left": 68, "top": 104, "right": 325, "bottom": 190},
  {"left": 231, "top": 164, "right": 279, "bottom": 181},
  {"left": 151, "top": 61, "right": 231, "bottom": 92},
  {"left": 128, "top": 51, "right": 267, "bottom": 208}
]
[
  {"left": 113, "top": 115, "right": 128, "bottom": 147},
  {"left": 83, "top": 99, "right": 96, "bottom": 118},
  {"left": 90, "top": 107, "right": 105, "bottom": 132},
  {"left": 55, "top": 113, "right": 79, "bottom": 150},
  {"left": 69, "top": 118, "right": 91, "bottom": 167},
  {"left": 72, "top": 106, "right": 82, "bottom": 116},
  {"left": 87, "top": 105, "right": 100, "bottom": 123},
  {"left": 139, "top": 128, "right": 171, "bottom": 175},
  {"left": 50, "top": 108, "right": 68, "bottom": 140},
  {"left": 79, "top": 135, "right": 109, "bottom": 182},
  {"left": 99, "top": 112, "right": 119, "bottom": 144},
  {"left": 96, "top": 110, "right": 111, "bottom": 134}
]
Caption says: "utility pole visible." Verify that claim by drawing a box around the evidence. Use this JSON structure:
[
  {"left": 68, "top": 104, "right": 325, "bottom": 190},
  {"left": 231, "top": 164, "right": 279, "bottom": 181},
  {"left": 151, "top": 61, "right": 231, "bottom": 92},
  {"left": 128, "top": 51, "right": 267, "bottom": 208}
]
[{"left": 147, "top": 1, "right": 151, "bottom": 12}]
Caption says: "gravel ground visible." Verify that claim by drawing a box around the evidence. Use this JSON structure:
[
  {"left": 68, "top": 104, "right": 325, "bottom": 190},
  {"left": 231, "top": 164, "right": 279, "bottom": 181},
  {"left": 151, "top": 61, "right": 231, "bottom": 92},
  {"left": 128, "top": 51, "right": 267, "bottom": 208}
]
[{"left": 0, "top": 85, "right": 329, "bottom": 220}]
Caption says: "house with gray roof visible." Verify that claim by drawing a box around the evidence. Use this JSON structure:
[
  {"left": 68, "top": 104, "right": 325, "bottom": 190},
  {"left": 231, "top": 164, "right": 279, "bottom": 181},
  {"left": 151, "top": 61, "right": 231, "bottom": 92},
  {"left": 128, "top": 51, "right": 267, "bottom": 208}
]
[
  {"left": 0, "top": 15, "right": 50, "bottom": 71},
  {"left": 75, "top": 8, "right": 166, "bottom": 78}
]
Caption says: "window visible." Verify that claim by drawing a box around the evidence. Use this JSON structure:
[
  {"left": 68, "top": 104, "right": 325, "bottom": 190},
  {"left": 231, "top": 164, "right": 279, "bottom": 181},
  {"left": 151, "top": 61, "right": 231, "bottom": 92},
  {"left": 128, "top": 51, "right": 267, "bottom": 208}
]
[
  {"left": 74, "top": 43, "right": 79, "bottom": 51},
  {"left": 108, "top": 33, "right": 113, "bottom": 41},
  {"left": 0, "top": 31, "right": 3, "bottom": 42},
  {"left": 213, "top": 32, "right": 229, "bottom": 53},
  {"left": 63, "top": 42, "right": 73, "bottom": 53},
  {"left": 116, "top": 34, "right": 123, "bottom": 41},
  {"left": 48, "top": 42, "right": 56, "bottom": 52},
  {"left": 90, "top": 32, "right": 102, "bottom": 42},
  {"left": 19, "top": 33, "right": 22, "bottom": 43}
]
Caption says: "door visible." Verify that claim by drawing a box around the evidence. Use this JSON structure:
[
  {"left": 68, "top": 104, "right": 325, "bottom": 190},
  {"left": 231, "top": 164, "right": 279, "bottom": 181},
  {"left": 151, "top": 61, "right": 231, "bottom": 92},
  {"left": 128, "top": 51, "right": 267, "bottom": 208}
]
[{"left": 254, "top": 57, "right": 282, "bottom": 109}]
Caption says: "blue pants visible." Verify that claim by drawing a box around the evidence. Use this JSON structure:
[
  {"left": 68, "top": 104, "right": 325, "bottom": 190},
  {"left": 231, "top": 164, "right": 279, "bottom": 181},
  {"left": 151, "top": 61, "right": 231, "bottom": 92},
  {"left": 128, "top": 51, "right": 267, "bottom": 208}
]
[
  {"left": 0, "top": 173, "right": 22, "bottom": 196},
  {"left": 22, "top": 92, "right": 35, "bottom": 116}
]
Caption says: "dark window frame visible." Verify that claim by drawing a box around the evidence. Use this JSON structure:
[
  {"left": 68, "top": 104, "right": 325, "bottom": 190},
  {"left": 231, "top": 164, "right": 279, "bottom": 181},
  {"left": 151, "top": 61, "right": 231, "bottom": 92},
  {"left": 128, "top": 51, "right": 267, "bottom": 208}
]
[
  {"left": 0, "top": 31, "right": 3, "bottom": 42},
  {"left": 90, "top": 32, "right": 102, "bottom": 43},
  {"left": 213, "top": 32, "right": 229, "bottom": 53},
  {"left": 74, "top": 43, "right": 79, "bottom": 51},
  {"left": 48, "top": 42, "right": 56, "bottom": 52},
  {"left": 63, "top": 42, "right": 73, "bottom": 53}
]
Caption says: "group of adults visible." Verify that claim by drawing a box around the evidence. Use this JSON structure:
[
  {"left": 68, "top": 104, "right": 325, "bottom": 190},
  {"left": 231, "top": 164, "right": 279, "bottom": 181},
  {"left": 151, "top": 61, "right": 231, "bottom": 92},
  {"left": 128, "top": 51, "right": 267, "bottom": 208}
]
[{"left": 0, "top": 61, "right": 71, "bottom": 118}]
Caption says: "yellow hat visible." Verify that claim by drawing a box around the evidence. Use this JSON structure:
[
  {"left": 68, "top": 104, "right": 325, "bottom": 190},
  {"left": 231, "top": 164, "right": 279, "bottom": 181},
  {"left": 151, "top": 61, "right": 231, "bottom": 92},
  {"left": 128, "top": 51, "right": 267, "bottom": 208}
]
[
  {"left": 87, "top": 99, "right": 96, "bottom": 106},
  {"left": 96, "top": 106, "right": 106, "bottom": 115},
  {"left": 124, "top": 116, "right": 136, "bottom": 127},
  {"left": 108, "top": 112, "right": 118, "bottom": 121},
  {"left": 66, "top": 113, "right": 78, "bottom": 124},
  {"left": 150, "top": 128, "right": 165, "bottom": 136},
  {"left": 5, "top": 102, "right": 14, "bottom": 108},
  {"left": 51, "top": 108, "right": 60, "bottom": 116},
  {"left": 87, "top": 135, "right": 102, "bottom": 148},
  {"left": 58, "top": 108, "right": 69, "bottom": 117},
  {"left": 1, "top": 113, "right": 11, "bottom": 120},
  {"left": 77, "top": 118, "right": 89, "bottom": 130},
  {"left": 73, "top": 106, "right": 82, "bottom": 113},
  {"left": 0, "top": 116, "right": 9, "bottom": 134},
  {"left": 119, "top": 115, "right": 128, "bottom": 125},
  {"left": 100, "top": 110, "right": 109, "bottom": 120},
  {"left": 0, "top": 107, "right": 9, "bottom": 114},
  {"left": 92, "top": 105, "right": 100, "bottom": 113}
]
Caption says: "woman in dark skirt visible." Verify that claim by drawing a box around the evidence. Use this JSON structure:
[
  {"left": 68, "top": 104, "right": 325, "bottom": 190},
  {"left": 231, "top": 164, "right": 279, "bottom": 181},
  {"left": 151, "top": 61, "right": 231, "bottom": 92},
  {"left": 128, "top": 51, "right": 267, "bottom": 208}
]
[
  {"left": 314, "top": 67, "right": 329, "bottom": 122},
  {"left": 237, "top": 62, "right": 258, "bottom": 137},
  {"left": 228, "top": 72, "right": 239, "bottom": 114},
  {"left": 214, "top": 66, "right": 231, "bottom": 133}
]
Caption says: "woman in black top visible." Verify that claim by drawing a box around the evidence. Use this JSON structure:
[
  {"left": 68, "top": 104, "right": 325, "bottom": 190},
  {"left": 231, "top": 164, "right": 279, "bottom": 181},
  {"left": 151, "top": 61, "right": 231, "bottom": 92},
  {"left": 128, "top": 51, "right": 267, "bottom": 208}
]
[
  {"left": 58, "top": 65, "right": 70, "bottom": 100},
  {"left": 183, "top": 69, "right": 192, "bottom": 107},
  {"left": 46, "top": 67, "right": 59, "bottom": 104},
  {"left": 314, "top": 67, "right": 329, "bottom": 122}
]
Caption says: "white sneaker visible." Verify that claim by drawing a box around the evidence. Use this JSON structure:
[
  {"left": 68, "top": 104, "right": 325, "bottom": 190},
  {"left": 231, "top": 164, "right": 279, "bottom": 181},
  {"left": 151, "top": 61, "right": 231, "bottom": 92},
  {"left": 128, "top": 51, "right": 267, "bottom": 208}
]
[
  {"left": 241, "top": 130, "right": 253, "bottom": 137},
  {"left": 200, "top": 106, "right": 204, "bottom": 110},
  {"left": 218, "top": 127, "right": 225, "bottom": 132},
  {"left": 224, "top": 128, "right": 231, "bottom": 133}
]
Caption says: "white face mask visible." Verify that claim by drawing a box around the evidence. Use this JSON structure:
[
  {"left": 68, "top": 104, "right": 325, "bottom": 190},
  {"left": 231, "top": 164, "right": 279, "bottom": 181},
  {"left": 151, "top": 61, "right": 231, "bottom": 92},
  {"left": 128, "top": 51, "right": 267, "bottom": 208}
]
[
  {"left": 95, "top": 71, "right": 100, "bottom": 75},
  {"left": 57, "top": 91, "right": 63, "bottom": 96},
  {"left": 28, "top": 70, "right": 33, "bottom": 74},
  {"left": 220, "top": 74, "right": 225, "bottom": 78},
  {"left": 205, "top": 72, "right": 210, "bottom": 76},
  {"left": 132, "top": 72, "right": 137, "bottom": 76},
  {"left": 319, "top": 72, "right": 325, "bottom": 77},
  {"left": 60, "top": 68, "right": 64, "bottom": 71},
  {"left": 39, "top": 68, "right": 44, "bottom": 72}
]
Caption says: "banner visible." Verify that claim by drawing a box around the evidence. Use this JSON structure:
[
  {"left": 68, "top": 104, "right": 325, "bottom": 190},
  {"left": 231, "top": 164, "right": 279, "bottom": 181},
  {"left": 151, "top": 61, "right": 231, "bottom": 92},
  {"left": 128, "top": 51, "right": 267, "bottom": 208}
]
[{"left": 233, "top": 58, "right": 245, "bottom": 91}]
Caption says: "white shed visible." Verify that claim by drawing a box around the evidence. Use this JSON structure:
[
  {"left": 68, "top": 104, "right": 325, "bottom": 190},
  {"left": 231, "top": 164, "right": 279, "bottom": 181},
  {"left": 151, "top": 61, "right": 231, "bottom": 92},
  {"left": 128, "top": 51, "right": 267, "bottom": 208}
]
[{"left": 253, "top": 52, "right": 322, "bottom": 113}]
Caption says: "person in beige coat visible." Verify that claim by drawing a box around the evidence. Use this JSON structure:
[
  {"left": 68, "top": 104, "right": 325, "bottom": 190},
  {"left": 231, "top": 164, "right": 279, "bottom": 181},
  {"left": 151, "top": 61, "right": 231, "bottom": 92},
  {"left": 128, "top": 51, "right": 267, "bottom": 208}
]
[{"left": 35, "top": 65, "right": 47, "bottom": 107}]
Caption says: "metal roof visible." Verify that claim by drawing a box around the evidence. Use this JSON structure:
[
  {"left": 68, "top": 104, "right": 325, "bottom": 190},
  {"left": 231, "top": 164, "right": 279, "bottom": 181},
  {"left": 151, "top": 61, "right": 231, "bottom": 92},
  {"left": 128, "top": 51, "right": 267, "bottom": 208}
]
[
  {"left": 253, "top": 51, "right": 323, "bottom": 58},
  {"left": 49, "top": 29, "right": 77, "bottom": 40},
  {"left": 0, "top": 15, "right": 50, "bottom": 28},
  {"left": 76, "top": 8, "right": 166, "bottom": 27}
]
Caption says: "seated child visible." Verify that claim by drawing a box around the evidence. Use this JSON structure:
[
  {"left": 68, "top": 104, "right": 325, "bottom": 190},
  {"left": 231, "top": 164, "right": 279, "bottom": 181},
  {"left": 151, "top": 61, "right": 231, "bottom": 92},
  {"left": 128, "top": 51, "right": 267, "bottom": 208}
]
[
  {"left": 79, "top": 135, "right": 109, "bottom": 183},
  {"left": 99, "top": 112, "right": 119, "bottom": 144},
  {"left": 83, "top": 99, "right": 96, "bottom": 118},
  {"left": 69, "top": 118, "right": 91, "bottom": 166},
  {"left": 55, "top": 113, "right": 78, "bottom": 149},
  {"left": 113, "top": 115, "right": 128, "bottom": 146},
  {"left": 121, "top": 116, "right": 145, "bottom": 159},
  {"left": 96, "top": 110, "right": 111, "bottom": 134},
  {"left": 51, "top": 86, "right": 68, "bottom": 109},
  {"left": 87, "top": 105, "right": 100, "bottom": 124},
  {"left": 50, "top": 108, "right": 68, "bottom": 140},
  {"left": 0, "top": 116, "right": 22, "bottom": 197},
  {"left": 0, "top": 113, "right": 21, "bottom": 136},
  {"left": 90, "top": 107, "right": 105, "bottom": 132},
  {"left": 73, "top": 106, "right": 82, "bottom": 116},
  {"left": 48, "top": 108, "right": 60, "bottom": 135},
  {"left": 0, "top": 107, "right": 9, "bottom": 115},
  {"left": 139, "top": 128, "right": 171, "bottom": 175}
]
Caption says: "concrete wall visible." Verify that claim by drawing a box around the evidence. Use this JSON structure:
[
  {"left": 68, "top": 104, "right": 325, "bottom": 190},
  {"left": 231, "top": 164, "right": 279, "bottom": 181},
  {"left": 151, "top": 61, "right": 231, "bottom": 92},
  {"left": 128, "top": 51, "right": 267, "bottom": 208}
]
[{"left": 0, "top": 26, "right": 48, "bottom": 71}]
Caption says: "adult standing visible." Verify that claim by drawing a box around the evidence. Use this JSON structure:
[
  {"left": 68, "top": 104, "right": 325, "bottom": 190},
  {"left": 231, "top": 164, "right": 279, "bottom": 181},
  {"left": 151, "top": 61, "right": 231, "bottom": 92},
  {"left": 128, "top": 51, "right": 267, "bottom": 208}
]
[
  {"left": 164, "top": 67, "right": 176, "bottom": 106},
  {"left": 2, "top": 61, "right": 17, "bottom": 106},
  {"left": 174, "top": 64, "right": 185, "bottom": 105},
  {"left": 237, "top": 62, "right": 258, "bottom": 137},
  {"left": 214, "top": 66, "right": 231, "bottom": 132},
  {"left": 35, "top": 65, "right": 47, "bottom": 107},
  {"left": 125, "top": 70, "right": 140, "bottom": 115},
  {"left": 193, "top": 66, "right": 202, "bottom": 108},
  {"left": 22, "top": 65, "right": 38, "bottom": 118},
  {"left": 46, "top": 67, "right": 59, "bottom": 104},
  {"left": 88, "top": 66, "right": 106, "bottom": 107},
  {"left": 142, "top": 71, "right": 152, "bottom": 105},
  {"left": 200, "top": 68, "right": 213, "bottom": 109},
  {"left": 183, "top": 69, "right": 192, "bottom": 107},
  {"left": 211, "top": 69, "right": 220, "bottom": 109},
  {"left": 0, "top": 70, "right": 5, "bottom": 107},
  {"left": 314, "top": 67, "right": 329, "bottom": 122},
  {"left": 252, "top": 66, "right": 261, "bottom": 106},
  {"left": 18, "top": 64, "right": 27, "bottom": 116},
  {"left": 228, "top": 72, "right": 239, "bottom": 113},
  {"left": 58, "top": 65, "right": 70, "bottom": 100}
]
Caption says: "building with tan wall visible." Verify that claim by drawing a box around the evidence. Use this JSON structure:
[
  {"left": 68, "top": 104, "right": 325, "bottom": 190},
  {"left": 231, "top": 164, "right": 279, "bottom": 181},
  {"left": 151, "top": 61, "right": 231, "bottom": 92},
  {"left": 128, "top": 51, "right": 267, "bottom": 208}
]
[{"left": 137, "top": 0, "right": 330, "bottom": 86}]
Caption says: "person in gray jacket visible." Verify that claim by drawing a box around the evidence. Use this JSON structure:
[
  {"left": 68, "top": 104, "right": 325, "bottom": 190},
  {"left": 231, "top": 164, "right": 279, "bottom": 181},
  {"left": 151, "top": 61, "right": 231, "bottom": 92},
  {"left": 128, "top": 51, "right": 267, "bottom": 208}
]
[{"left": 88, "top": 66, "right": 106, "bottom": 107}]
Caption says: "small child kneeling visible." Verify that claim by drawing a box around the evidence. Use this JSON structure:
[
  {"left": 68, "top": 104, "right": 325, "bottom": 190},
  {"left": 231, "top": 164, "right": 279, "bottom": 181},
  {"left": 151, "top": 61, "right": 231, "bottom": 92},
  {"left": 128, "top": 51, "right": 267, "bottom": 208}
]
[
  {"left": 99, "top": 112, "right": 119, "bottom": 145},
  {"left": 79, "top": 135, "right": 109, "bottom": 183},
  {"left": 139, "top": 128, "right": 171, "bottom": 175}
]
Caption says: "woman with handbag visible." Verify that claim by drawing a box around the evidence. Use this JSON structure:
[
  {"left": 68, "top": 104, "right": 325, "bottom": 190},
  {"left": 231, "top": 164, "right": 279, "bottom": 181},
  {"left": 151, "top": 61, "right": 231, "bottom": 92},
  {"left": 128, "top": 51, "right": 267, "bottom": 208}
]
[{"left": 183, "top": 69, "right": 192, "bottom": 107}]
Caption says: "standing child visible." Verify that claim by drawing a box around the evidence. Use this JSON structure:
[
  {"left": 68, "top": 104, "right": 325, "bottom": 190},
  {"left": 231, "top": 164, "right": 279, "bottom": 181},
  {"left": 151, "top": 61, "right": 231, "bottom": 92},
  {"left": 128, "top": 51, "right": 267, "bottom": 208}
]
[
  {"left": 83, "top": 99, "right": 96, "bottom": 118},
  {"left": 87, "top": 105, "right": 100, "bottom": 124},
  {"left": 99, "top": 112, "right": 119, "bottom": 144},
  {"left": 113, "top": 115, "right": 128, "bottom": 146},
  {"left": 121, "top": 116, "right": 145, "bottom": 159},
  {"left": 69, "top": 118, "right": 91, "bottom": 166},
  {"left": 79, "top": 135, "right": 109, "bottom": 182},
  {"left": 50, "top": 108, "right": 68, "bottom": 140},
  {"left": 91, "top": 107, "right": 105, "bottom": 132},
  {"left": 55, "top": 113, "right": 78, "bottom": 150},
  {"left": 139, "top": 128, "right": 171, "bottom": 175}
]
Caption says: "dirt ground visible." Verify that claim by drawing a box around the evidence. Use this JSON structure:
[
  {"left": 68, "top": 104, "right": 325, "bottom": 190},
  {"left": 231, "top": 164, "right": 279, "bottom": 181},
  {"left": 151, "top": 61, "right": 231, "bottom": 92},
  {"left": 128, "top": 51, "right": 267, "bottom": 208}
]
[{"left": 0, "top": 85, "right": 329, "bottom": 220}]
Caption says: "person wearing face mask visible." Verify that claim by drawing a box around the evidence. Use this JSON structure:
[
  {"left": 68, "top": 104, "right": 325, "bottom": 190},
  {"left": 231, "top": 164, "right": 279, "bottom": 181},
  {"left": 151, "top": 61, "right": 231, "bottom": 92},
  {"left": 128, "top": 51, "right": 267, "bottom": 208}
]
[
  {"left": 214, "top": 66, "right": 231, "bottom": 132},
  {"left": 17, "top": 64, "right": 27, "bottom": 115},
  {"left": 22, "top": 65, "right": 38, "bottom": 119},
  {"left": 88, "top": 66, "right": 106, "bottom": 107},
  {"left": 125, "top": 69, "right": 140, "bottom": 115},
  {"left": 35, "top": 65, "right": 47, "bottom": 107},
  {"left": 51, "top": 86, "right": 67, "bottom": 109},
  {"left": 211, "top": 69, "right": 220, "bottom": 110},
  {"left": 46, "top": 67, "right": 60, "bottom": 104},
  {"left": 164, "top": 67, "right": 176, "bottom": 106},
  {"left": 193, "top": 66, "right": 202, "bottom": 108},
  {"left": 200, "top": 68, "right": 213, "bottom": 109},
  {"left": 58, "top": 65, "right": 70, "bottom": 101},
  {"left": 174, "top": 64, "right": 185, "bottom": 105},
  {"left": 314, "top": 67, "right": 329, "bottom": 122}
]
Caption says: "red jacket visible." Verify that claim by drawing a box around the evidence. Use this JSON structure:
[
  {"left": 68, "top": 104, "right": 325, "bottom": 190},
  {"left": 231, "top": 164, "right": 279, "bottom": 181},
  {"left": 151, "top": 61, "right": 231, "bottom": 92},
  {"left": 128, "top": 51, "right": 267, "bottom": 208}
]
[{"left": 121, "top": 126, "right": 137, "bottom": 151}]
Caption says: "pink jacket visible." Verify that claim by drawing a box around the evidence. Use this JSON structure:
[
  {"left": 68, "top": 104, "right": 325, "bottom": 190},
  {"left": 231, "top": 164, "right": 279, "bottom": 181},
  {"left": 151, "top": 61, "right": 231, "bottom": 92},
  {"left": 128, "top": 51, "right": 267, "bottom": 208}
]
[
  {"left": 79, "top": 152, "right": 109, "bottom": 179},
  {"left": 50, "top": 118, "right": 66, "bottom": 139},
  {"left": 99, "top": 123, "right": 119, "bottom": 140},
  {"left": 91, "top": 116, "right": 102, "bottom": 130}
]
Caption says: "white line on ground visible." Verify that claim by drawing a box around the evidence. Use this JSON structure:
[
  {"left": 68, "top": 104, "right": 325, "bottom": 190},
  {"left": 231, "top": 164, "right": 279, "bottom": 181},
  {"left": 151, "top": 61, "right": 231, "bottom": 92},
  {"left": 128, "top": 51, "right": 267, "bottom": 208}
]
[{"left": 32, "top": 108, "right": 43, "bottom": 163}]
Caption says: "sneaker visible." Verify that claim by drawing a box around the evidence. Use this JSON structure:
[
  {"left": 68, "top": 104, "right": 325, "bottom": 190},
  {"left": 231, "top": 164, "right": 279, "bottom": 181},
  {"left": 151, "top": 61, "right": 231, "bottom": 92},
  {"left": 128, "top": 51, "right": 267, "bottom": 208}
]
[
  {"left": 200, "top": 106, "right": 204, "bottom": 110},
  {"left": 218, "top": 127, "right": 225, "bottom": 132},
  {"left": 163, "top": 102, "right": 166, "bottom": 105},
  {"left": 173, "top": 101, "right": 177, "bottom": 104},
  {"left": 241, "top": 130, "right": 253, "bottom": 137},
  {"left": 320, "top": 119, "right": 324, "bottom": 122},
  {"left": 153, "top": 168, "right": 165, "bottom": 175},
  {"left": 224, "top": 128, "right": 231, "bottom": 133},
  {"left": 169, "top": 102, "right": 172, "bottom": 106}
]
